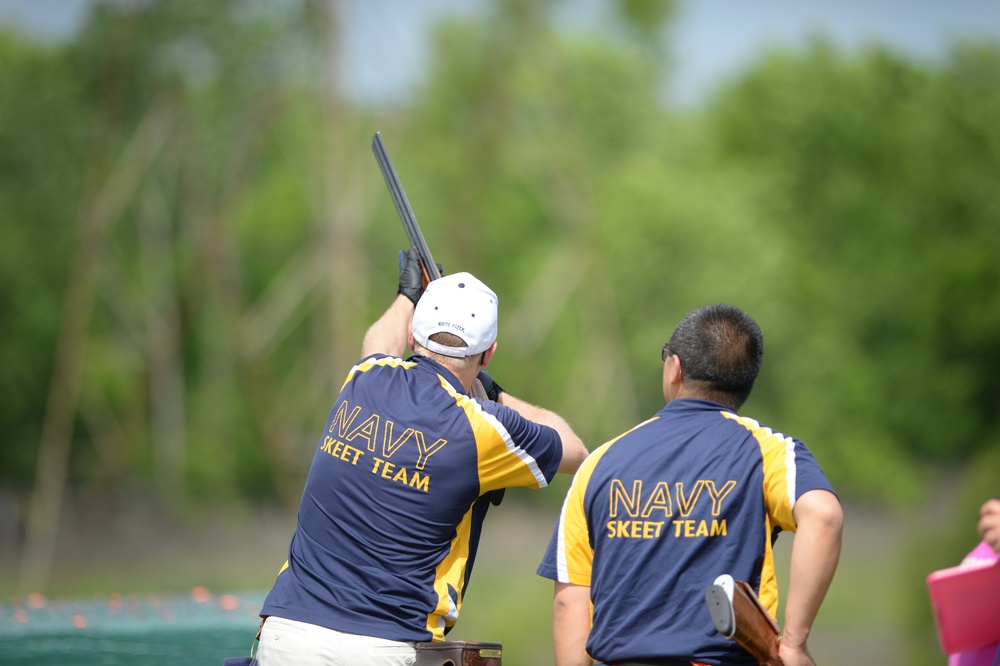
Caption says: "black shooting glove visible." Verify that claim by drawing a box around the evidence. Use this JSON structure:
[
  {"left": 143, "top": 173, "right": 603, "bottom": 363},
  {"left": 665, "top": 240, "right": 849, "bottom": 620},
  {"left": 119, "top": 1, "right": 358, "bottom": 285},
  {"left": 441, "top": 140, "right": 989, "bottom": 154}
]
[
  {"left": 477, "top": 369, "right": 504, "bottom": 402},
  {"left": 397, "top": 247, "right": 424, "bottom": 305}
]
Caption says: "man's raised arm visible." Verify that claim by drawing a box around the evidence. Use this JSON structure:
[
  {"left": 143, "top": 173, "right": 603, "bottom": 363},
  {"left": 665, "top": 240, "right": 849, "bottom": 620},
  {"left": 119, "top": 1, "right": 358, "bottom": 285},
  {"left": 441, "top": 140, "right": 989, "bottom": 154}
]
[
  {"left": 361, "top": 295, "right": 414, "bottom": 359},
  {"left": 496, "top": 391, "right": 588, "bottom": 473}
]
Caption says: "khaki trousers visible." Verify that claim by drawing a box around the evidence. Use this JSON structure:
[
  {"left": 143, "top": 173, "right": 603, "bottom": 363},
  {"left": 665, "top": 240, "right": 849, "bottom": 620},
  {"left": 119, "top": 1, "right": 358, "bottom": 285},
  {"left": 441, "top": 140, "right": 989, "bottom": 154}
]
[{"left": 256, "top": 616, "right": 418, "bottom": 666}]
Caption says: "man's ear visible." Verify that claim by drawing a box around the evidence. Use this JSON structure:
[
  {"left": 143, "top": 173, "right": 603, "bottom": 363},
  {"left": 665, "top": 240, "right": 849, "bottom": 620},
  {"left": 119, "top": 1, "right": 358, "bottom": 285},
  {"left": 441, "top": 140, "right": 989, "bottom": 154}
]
[
  {"left": 407, "top": 330, "right": 416, "bottom": 352},
  {"left": 663, "top": 354, "right": 683, "bottom": 402},
  {"left": 669, "top": 356, "right": 683, "bottom": 384},
  {"left": 481, "top": 341, "right": 498, "bottom": 367}
]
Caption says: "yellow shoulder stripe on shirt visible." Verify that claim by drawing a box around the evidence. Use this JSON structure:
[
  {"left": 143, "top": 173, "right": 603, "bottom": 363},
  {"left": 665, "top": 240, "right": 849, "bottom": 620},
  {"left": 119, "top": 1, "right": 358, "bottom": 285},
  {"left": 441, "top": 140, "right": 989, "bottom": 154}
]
[
  {"left": 722, "top": 411, "right": 798, "bottom": 515},
  {"left": 340, "top": 355, "right": 416, "bottom": 391},
  {"left": 438, "top": 374, "right": 550, "bottom": 490}
]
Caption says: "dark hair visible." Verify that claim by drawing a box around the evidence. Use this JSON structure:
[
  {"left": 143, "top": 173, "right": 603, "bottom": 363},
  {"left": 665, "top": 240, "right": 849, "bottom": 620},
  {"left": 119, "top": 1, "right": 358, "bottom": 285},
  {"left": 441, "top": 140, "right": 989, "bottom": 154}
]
[
  {"left": 420, "top": 332, "right": 484, "bottom": 368},
  {"left": 668, "top": 304, "right": 764, "bottom": 410},
  {"left": 429, "top": 332, "right": 468, "bottom": 349}
]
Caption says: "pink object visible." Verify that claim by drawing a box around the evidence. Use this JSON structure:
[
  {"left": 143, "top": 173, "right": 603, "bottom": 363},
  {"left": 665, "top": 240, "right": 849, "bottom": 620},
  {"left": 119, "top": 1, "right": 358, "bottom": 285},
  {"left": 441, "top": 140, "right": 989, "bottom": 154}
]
[{"left": 928, "top": 540, "right": 1000, "bottom": 664}]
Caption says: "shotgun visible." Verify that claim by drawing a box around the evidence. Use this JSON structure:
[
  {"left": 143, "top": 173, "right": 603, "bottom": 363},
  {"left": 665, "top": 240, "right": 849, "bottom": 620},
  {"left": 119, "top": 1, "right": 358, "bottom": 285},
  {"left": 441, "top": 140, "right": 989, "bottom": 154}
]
[
  {"left": 370, "top": 131, "right": 505, "bottom": 508},
  {"left": 705, "top": 574, "right": 783, "bottom": 666},
  {"left": 371, "top": 131, "right": 442, "bottom": 286}
]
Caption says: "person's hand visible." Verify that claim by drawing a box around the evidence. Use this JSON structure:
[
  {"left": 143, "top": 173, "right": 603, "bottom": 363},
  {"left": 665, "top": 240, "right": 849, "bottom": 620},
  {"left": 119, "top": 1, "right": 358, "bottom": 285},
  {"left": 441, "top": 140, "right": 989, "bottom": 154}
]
[
  {"left": 476, "top": 369, "right": 504, "bottom": 401},
  {"left": 978, "top": 498, "right": 1000, "bottom": 553},
  {"left": 397, "top": 248, "right": 424, "bottom": 305},
  {"left": 778, "top": 637, "right": 816, "bottom": 666}
]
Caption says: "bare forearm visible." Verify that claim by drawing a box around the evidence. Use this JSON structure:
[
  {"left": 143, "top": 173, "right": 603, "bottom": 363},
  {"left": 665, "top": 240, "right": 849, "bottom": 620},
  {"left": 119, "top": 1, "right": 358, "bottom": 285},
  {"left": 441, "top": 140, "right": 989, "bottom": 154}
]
[
  {"left": 361, "top": 295, "right": 414, "bottom": 358},
  {"left": 782, "top": 490, "right": 843, "bottom": 649},
  {"left": 498, "top": 392, "right": 588, "bottom": 473},
  {"left": 553, "top": 583, "right": 593, "bottom": 666}
]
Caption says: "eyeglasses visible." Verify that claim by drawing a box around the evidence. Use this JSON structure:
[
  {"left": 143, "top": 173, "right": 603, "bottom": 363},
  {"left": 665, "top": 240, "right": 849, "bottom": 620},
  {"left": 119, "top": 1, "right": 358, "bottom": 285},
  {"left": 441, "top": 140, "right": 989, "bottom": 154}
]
[{"left": 661, "top": 343, "right": 673, "bottom": 362}]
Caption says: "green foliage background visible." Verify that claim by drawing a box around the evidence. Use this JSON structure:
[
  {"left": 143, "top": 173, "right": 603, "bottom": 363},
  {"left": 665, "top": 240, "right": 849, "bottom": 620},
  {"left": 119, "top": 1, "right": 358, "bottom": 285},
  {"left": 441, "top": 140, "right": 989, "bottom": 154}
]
[{"left": 1, "top": 1, "right": 998, "bottom": 663}]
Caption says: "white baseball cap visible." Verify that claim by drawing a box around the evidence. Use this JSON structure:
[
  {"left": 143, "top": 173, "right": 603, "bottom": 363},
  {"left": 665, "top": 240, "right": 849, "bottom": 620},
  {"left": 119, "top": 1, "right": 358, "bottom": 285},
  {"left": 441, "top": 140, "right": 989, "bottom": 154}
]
[{"left": 412, "top": 272, "right": 498, "bottom": 358}]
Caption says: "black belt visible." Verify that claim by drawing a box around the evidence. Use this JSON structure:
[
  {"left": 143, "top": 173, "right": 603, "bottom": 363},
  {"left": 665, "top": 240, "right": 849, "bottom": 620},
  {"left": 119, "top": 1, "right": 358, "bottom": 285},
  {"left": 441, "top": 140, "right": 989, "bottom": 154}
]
[{"left": 610, "top": 661, "right": 692, "bottom": 666}]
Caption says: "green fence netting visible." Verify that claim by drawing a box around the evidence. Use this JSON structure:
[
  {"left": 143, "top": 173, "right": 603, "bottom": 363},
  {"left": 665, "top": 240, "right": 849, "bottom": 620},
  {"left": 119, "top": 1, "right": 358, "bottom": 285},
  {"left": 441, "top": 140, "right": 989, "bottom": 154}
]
[{"left": 0, "top": 590, "right": 265, "bottom": 665}]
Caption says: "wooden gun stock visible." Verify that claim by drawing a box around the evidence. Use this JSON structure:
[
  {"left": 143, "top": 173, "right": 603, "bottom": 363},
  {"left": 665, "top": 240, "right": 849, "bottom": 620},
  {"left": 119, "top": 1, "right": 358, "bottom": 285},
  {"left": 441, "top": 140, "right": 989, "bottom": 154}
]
[
  {"left": 415, "top": 640, "right": 502, "bottom": 665},
  {"left": 705, "top": 574, "right": 783, "bottom": 666},
  {"left": 372, "top": 131, "right": 442, "bottom": 286}
]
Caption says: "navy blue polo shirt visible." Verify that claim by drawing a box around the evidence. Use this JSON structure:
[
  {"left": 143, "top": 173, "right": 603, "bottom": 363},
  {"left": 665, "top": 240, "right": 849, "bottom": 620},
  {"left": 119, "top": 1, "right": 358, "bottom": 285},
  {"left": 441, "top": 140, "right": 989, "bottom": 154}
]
[
  {"left": 537, "top": 398, "right": 836, "bottom": 665},
  {"left": 261, "top": 353, "right": 563, "bottom": 642}
]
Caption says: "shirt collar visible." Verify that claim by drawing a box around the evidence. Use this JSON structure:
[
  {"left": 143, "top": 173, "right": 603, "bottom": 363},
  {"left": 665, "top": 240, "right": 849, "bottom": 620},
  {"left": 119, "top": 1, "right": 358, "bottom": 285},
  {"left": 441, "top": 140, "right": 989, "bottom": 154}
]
[{"left": 409, "top": 354, "right": 467, "bottom": 395}]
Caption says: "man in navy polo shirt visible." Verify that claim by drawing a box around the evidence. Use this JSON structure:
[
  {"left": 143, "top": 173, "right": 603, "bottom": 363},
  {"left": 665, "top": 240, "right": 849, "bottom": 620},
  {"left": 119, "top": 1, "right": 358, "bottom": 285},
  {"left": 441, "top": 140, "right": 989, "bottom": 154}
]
[
  {"left": 256, "top": 250, "right": 588, "bottom": 665},
  {"left": 537, "top": 304, "right": 843, "bottom": 666}
]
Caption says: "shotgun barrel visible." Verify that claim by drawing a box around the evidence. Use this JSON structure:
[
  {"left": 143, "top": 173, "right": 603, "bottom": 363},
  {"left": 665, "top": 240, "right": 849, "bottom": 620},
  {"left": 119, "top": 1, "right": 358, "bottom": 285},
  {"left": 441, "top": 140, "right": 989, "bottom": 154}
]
[{"left": 372, "top": 131, "right": 442, "bottom": 285}]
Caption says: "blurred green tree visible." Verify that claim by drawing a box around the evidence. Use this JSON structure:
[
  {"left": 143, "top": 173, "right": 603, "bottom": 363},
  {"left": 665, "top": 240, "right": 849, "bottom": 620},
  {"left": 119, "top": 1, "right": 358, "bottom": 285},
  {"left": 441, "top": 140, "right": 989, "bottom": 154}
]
[
  {"left": 3, "top": 0, "right": 1000, "bottom": 611},
  {"left": 706, "top": 40, "right": 1000, "bottom": 502},
  {"left": 2, "top": 0, "right": 370, "bottom": 593}
]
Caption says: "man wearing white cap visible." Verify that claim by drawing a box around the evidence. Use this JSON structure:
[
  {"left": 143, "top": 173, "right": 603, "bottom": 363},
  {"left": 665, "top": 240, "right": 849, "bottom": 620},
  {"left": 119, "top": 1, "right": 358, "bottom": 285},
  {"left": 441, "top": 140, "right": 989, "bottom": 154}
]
[{"left": 254, "top": 249, "right": 589, "bottom": 665}]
